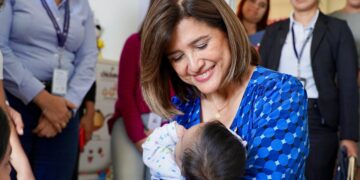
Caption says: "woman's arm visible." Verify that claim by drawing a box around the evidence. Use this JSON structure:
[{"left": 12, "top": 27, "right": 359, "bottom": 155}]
[
  {"left": 0, "top": 0, "right": 46, "bottom": 104},
  {"left": 0, "top": 0, "right": 73, "bottom": 131},
  {"left": 63, "top": 1, "right": 97, "bottom": 108}
]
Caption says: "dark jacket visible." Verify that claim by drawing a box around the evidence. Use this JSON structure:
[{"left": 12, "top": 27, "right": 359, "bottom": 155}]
[{"left": 259, "top": 12, "right": 359, "bottom": 141}]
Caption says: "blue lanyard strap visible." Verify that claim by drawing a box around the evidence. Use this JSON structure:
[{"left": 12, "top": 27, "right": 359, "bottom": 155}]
[
  {"left": 291, "top": 23, "right": 313, "bottom": 63},
  {"left": 40, "top": 0, "right": 70, "bottom": 48}
]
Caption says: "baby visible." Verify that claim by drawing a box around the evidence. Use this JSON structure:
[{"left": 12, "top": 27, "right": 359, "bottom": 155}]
[
  {"left": 142, "top": 120, "right": 246, "bottom": 180},
  {"left": 0, "top": 108, "right": 11, "bottom": 180}
]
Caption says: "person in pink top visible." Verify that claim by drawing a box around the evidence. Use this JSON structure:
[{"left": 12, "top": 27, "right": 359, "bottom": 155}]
[
  {"left": 108, "top": 32, "right": 151, "bottom": 147},
  {"left": 108, "top": 32, "right": 152, "bottom": 180}
]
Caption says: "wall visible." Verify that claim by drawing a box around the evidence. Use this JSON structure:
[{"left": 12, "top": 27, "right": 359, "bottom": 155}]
[{"left": 89, "top": 0, "right": 150, "bottom": 61}]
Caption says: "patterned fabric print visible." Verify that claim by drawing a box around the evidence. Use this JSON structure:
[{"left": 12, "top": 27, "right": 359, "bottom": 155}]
[
  {"left": 172, "top": 66, "right": 309, "bottom": 179},
  {"left": 142, "top": 122, "right": 184, "bottom": 180}
]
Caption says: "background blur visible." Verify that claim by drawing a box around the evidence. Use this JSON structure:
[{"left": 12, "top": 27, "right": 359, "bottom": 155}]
[{"left": 89, "top": 0, "right": 346, "bottom": 62}]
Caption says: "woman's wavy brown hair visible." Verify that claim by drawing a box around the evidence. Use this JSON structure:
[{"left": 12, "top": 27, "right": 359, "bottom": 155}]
[{"left": 141, "top": 0, "right": 258, "bottom": 119}]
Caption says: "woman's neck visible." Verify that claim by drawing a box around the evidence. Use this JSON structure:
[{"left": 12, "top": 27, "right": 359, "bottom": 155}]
[
  {"left": 201, "top": 66, "right": 255, "bottom": 126},
  {"left": 204, "top": 66, "right": 254, "bottom": 111},
  {"left": 293, "top": 7, "right": 318, "bottom": 27},
  {"left": 343, "top": 5, "right": 360, "bottom": 13},
  {"left": 242, "top": 20, "right": 257, "bottom": 35},
  {"left": 55, "top": 0, "right": 62, "bottom": 6}
]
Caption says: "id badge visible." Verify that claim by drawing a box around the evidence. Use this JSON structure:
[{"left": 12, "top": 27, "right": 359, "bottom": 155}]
[
  {"left": 52, "top": 68, "right": 68, "bottom": 96},
  {"left": 147, "top": 113, "right": 162, "bottom": 130}
]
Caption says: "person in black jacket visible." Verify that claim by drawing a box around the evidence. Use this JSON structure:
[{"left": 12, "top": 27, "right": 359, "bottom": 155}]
[{"left": 259, "top": 0, "right": 359, "bottom": 179}]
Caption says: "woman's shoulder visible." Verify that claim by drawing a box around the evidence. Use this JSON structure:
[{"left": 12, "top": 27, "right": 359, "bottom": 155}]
[
  {"left": 171, "top": 96, "right": 200, "bottom": 127},
  {"left": 252, "top": 66, "right": 304, "bottom": 93},
  {"left": 171, "top": 96, "right": 199, "bottom": 113}
]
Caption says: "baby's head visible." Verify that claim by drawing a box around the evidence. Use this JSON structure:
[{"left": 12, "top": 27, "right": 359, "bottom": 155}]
[
  {"left": 175, "top": 120, "right": 246, "bottom": 180},
  {"left": 0, "top": 108, "right": 11, "bottom": 180}
]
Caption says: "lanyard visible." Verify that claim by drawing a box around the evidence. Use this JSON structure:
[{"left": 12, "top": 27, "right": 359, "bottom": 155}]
[
  {"left": 291, "top": 23, "right": 313, "bottom": 78},
  {"left": 41, "top": 0, "right": 70, "bottom": 48},
  {"left": 41, "top": 0, "right": 70, "bottom": 68}
]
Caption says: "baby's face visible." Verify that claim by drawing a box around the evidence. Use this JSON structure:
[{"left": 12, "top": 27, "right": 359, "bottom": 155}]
[
  {"left": 174, "top": 123, "right": 204, "bottom": 166},
  {"left": 0, "top": 144, "right": 12, "bottom": 180}
]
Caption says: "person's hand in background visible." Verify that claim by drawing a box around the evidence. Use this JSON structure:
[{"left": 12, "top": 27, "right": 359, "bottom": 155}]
[
  {"left": 80, "top": 101, "right": 96, "bottom": 145},
  {"left": 33, "top": 115, "right": 60, "bottom": 138},
  {"left": 34, "top": 90, "right": 76, "bottom": 128}
]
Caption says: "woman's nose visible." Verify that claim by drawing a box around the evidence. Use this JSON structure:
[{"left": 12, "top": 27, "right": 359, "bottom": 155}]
[{"left": 187, "top": 53, "right": 204, "bottom": 74}]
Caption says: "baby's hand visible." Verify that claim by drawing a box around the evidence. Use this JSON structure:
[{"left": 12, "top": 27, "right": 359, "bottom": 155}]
[{"left": 175, "top": 122, "right": 186, "bottom": 138}]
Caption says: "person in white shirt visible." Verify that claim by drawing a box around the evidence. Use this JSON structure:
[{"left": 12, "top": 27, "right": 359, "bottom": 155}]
[{"left": 260, "top": 0, "right": 359, "bottom": 179}]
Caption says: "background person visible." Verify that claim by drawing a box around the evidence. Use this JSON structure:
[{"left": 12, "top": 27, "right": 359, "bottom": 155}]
[
  {"left": 331, "top": 0, "right": 360, "bottom": 162},
  {"left": 259, "top": 0, "right": 359, "bottom": 179},
  {"left": 236, "top": 0, "right": 270, "bottom": 46},
  {"left": 0, "top": 0, "right": 97, "bottom": 179}
]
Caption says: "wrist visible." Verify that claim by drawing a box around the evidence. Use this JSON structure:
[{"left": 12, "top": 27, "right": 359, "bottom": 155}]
[{"left": 33, "top": 90, "right": 50, "bottom": 110}]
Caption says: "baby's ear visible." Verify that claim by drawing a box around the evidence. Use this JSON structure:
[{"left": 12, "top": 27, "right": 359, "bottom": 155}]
[{"left": 175, "top": 122, "right": 186, "bottom": 138}]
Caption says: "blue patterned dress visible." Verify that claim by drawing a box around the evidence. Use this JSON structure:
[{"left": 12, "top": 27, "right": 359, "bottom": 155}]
[{"left": 172, "top": 66, "right": 309, "bottom": 179}]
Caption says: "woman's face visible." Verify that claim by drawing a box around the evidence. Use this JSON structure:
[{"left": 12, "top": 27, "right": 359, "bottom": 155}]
[
  {"left": 167, "top": 18, "right": 231, "bottom": 95},
  {"left": 348, "top": 0, "right": 360, "bottom": 8},
  {"left": 242, "top": 0, "right": 268, "bottom": 24},
  {"left": 290, "top": 0, "right": 319, "bottom": 12}
]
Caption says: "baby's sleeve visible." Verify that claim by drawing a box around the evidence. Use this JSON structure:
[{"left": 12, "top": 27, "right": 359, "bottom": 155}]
[{"left": 142, "top": 122, "right": 183, "bottom": 179}]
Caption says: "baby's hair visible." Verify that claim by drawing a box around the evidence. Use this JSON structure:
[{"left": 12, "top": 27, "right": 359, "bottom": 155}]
[
  {"left": 0, "top": 108, "right": 10, "bottom": 162},
  {"left": 181, "top": 120, "right": 246, "bottom": 180}
]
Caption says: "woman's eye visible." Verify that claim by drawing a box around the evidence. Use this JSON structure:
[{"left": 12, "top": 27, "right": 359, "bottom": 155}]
[
  {"left": 196, "top": 43, "right": 208, "bottom": 50},
  {"left": 169, "top": 54, "right": 184, "bottom": 62},
  {"left": 259, "top": 2, "right": 267, "bottom": 8}
]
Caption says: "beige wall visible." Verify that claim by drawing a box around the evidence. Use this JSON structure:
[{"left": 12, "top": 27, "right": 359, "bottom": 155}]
[{"left": 235, "top": 0, "right": 346, "bottom": 20}]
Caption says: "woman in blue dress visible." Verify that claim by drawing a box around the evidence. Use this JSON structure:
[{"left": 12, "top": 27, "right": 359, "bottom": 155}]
[{"left": 140, "top": 0, "right": 309, "bottom": 179}]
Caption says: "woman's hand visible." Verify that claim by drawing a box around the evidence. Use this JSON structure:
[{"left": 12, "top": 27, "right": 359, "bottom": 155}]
[
  {"left": 135, "top": 130, "right": 153, "bottom": 153},
  {"left": 80, "top": 113, "right": 95, "bottom": 145},
  {"left": 340, "top": 139, "right": 358, "bottom": 157},
  {"left": 80, "top": 100, "right": 96, "bottom": 145},
  {"left": 33, "top": 116, "right": 60, "bottom": 138},
  {"left": 7, "top": 105, "right": 24, "bottom": 135},
  {"left": 33, "top": 90, "right": 76, "bottom": 127}
]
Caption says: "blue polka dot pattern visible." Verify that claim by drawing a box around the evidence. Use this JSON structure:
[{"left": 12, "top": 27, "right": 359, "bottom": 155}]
[{"left": 172, "top": 66, "right": 309, "bottom": 179}]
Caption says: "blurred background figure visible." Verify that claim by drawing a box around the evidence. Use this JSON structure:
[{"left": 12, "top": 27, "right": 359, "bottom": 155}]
[
  {"left": 0, "top": 0, "right": 98, "bottom": 179},
  {"left": 331, "top": 0, "right": 360, "bottom": 168},
  {"left": 236, "top": 0, "right": 270, "bottom": 46},
  {"left": 107, "top": 1, "right": 155, "bottom": 180},
  {"left": 108, "top": 32, "right": 151, "bottom": 180},
  {"left": 260, "top": 0, "right": 359, "bottom": 179}
]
